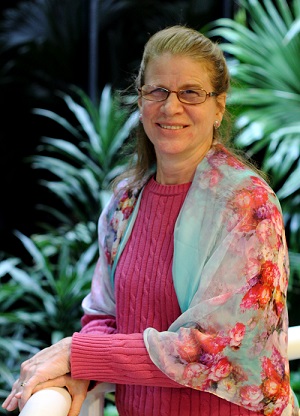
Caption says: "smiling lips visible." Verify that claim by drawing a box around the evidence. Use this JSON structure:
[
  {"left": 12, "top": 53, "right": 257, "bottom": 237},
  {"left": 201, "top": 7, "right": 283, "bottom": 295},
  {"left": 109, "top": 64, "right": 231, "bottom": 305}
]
[{"left": 158, "top": 124, "right": 186, "bottom": 130}]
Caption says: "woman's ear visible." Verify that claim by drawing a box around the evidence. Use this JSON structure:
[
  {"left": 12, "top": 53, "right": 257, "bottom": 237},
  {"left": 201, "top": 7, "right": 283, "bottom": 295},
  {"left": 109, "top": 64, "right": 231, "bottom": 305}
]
[{"left": 216, "top": 93, "right": 227, "bottom": 119}]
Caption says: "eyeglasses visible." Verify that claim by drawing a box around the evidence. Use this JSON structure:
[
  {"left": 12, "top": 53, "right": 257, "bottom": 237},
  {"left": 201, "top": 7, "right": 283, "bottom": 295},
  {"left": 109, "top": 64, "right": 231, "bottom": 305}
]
[{"left": 138, "top": 85, "right": 218, "bottom": 105}]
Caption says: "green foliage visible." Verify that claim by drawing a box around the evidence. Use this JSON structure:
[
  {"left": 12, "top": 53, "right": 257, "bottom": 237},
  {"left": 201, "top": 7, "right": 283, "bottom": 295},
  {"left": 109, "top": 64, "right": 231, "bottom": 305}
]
[
  {"left": 210, "top": 0, "right": 300, "bottom": 281},
  {"left": 0, "top": 232, "right": 96, "bottom": 410},
  {"left": 31, "top": 85, "right": 138, "bottom": 234},
  {"left": 291, "top": 369, "right": 300, "bottom": 407},
  {"left": 104, "top": 403, "right": 119, "bottom": 416}
]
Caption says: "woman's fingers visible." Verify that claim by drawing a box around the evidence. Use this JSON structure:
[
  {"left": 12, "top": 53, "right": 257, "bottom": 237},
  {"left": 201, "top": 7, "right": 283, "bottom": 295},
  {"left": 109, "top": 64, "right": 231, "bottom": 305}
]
[
  {"left": 33, "top": 375, "right": 89, "bottom": 416},
  {"left": 2, "top": 337, "right": 72, "bottom": 412},
  {"left": 2, "top": 377, "right": 26, "bottom": 411},
  {"left": 68, "top": 394, "right": 86, "bottom": 416},
  {"left": 2, "top": 391, "right": 19, "bottom": 412}
]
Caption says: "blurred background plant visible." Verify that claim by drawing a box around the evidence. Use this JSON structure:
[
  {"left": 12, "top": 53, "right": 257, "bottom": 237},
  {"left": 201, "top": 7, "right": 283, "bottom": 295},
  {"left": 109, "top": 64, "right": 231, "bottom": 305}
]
[
  {"left": 31, "top": 85, "right": 139, "bottom": 242},
  {"left": 0, "top": 233, "right": 96, "bottom": 414}
]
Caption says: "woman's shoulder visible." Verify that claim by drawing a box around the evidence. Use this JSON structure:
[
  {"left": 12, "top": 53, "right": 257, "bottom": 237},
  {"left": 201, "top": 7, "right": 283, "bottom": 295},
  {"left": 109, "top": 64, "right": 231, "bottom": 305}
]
[
  {"left": 206, "top": 144, "right": 272, "bottom": 191},
  {"left": 194, "top": 144, "right": 279, "bottom": 215}
]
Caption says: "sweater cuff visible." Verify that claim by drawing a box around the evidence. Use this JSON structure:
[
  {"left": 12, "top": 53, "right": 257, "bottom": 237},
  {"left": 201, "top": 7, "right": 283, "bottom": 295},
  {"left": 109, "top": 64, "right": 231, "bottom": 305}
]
[{"left": 71, "top": 332, "right": 179, "bottom": 388}]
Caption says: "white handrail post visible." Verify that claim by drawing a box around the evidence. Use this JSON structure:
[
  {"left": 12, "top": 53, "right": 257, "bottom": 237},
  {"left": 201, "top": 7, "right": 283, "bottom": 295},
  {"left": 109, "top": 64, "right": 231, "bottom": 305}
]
[
  {"left": 288, "top": 325, "right": 300, "bottom": 361},
  {"left": 18, "top": 387, "right": 71, "bottom": 416}
]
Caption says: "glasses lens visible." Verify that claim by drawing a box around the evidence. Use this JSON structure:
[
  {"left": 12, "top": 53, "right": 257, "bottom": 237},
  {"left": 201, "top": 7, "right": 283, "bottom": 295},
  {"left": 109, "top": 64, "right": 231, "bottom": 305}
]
[
  {"left": 141, "top": 85, "right": 168, "bottom": 101},
  {"left": 179, "top": 89, "right": 207, "bottom": 104}
]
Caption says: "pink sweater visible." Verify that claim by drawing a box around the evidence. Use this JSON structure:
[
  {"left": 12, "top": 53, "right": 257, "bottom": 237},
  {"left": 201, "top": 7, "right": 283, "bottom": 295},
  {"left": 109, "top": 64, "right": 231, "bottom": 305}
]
[{"left": 71, "top": 178, "right": 262, "bottom": 416}]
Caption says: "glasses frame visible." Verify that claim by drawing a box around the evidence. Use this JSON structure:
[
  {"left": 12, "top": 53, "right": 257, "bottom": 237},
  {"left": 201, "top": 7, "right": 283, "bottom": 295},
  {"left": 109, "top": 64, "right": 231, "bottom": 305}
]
[{"left": 138, "top": 85, "right": 218, "bottom": 105}]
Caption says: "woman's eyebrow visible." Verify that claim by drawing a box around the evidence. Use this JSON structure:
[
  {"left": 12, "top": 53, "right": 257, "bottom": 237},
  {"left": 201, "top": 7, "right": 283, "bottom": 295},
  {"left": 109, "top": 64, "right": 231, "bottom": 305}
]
[{"left": 179, "top": 83, "right": 204, "bottom": 89}]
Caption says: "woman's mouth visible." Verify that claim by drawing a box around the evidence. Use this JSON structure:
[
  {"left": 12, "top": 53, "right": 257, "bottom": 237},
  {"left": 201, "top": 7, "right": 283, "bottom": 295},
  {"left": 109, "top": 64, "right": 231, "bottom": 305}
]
[{"left": 158, "top": 124, "right": 185, "bottom": 130}]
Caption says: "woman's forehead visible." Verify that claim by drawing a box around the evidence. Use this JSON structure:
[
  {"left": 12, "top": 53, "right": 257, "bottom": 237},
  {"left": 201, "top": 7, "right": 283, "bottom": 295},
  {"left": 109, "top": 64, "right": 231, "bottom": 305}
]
[{"left": 144, "top": 54, "right": 212, "bottom": 87}]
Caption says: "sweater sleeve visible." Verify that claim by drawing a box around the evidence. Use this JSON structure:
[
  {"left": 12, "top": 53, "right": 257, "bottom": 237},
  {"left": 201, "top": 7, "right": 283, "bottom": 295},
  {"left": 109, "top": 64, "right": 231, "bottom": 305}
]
[
  {"left": 80, "top": 314, "right": 117, "bottom": 335},
  {"left": 71, "top": 332, "right": 180, "bottom": 388}
]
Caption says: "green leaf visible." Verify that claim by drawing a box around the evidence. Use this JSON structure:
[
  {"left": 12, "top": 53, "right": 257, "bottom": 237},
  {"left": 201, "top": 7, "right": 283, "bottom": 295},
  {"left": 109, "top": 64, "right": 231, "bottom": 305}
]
[
  {"left": 64, "top": 95, "right": 102, "bottom": 154},
  {"left": 32, "top": 109, "right": 82, "bottom": 139}
]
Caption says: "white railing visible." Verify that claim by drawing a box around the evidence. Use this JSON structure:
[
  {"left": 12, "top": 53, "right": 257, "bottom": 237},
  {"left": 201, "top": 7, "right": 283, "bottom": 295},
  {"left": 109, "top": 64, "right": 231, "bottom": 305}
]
[
  {"left": 18, "top": 387, "right": 71, "bottom": 416},
  {"left": 19, "top": 326, "right": 300, "bottom": 416}
]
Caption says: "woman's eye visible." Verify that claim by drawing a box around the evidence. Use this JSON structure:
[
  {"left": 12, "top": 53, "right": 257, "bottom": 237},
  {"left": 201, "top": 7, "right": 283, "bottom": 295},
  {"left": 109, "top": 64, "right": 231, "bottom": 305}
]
[
  {"left": 152, "top": 88, "right": 166, "bottom": 94},
  {"left": 183, "top": 90, "right": 198, "bottom": 95}
]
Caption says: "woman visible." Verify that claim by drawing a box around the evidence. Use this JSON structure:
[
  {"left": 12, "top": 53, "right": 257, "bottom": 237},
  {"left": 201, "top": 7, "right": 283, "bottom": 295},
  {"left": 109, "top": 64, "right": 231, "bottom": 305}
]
[{"left": 3, "top": 26, "right": 298, "bottom": 416}]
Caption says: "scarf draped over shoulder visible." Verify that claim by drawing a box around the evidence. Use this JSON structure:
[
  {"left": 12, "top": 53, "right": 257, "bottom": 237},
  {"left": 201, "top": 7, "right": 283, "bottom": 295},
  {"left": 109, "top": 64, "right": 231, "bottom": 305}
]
[{"left": 82, "top": 144, "right": 296, "bottom": 415}]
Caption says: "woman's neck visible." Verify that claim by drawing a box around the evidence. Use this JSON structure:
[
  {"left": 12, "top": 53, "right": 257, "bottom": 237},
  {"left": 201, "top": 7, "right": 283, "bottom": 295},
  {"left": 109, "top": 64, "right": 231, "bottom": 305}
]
[
  {"left": 156, "top": 164, "right": 194, "bottom": 185},
  {"left": 155, "top": 147, "right": 210, "bottom": 185}
]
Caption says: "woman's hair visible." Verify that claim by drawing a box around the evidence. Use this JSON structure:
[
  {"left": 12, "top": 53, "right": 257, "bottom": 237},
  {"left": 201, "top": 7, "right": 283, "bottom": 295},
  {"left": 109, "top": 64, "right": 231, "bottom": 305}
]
[{"left": 114, "top": 26, "right": 258, "bottom": 189}]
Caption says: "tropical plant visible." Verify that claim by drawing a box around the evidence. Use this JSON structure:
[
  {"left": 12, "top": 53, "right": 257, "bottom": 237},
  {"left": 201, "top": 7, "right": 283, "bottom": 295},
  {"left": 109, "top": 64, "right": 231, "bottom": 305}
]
[
  {"left": 0, "top": 231, "right": 97, "bottom": 413},
  {"left": 30, "top": 84, "right": 138, "bottom": 240}
]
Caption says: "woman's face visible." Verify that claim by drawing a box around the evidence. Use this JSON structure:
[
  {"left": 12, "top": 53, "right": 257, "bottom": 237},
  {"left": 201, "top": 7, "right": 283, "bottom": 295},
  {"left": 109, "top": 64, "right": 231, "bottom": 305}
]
[{"left": 138, "top": 53, "right": 226, "bottom": 164}]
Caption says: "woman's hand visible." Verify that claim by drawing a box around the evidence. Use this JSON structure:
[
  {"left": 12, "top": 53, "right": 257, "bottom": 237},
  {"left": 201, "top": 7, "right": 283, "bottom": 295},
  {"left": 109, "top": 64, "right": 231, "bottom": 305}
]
[
  {"left": 2, "top": 337, "right": 72, "bottom": 412},
  {"left": 33, "top": 375, "right": 90, "bottom": 416}
]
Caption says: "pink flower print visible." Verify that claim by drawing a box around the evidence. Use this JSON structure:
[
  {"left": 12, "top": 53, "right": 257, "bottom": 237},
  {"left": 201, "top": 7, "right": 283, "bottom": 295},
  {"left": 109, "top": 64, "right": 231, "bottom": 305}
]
[
  {"left": 216, "top": 377, "right": 237, "bottom": 400},
  {"left": 270, "top": 205, "right": 283, "bottom": 236},
  {"left": 176, "top": 329, "right": 202, "bottom": 363},
  {"left": 244, "top": 254, "right": 261, "bottom": 281},
  {"left": 210, "top": 145, "right": 244, "bottom": 170},
  {"left": 264, "top": 400, "right": 289, "bottom": 416},
  {"left": 122, "top": 206, "right": 134, "bottom": 219},
  {"left": 104, "top": 247, "right": 111, "bottom": 264},
  {"left": 241, "top": 283, "right": 272, "bottom": 310},
  {"left": 194, "top": 330, "right": 229, "bottom": 355},
  {"left": 268, "top": 347, "right": 286, "bottom": 378},
  {"left": 232, "top": 189, "right": 253, "bottom": 211},
  {"left": 261, "top": 261, "right": 280, "bottom": 288},
  {"left": 250, "top": 176, "right": 272, "bottom": 193},
  {"left": 182, "top": 362, "right": 208, "bottom": 388},
  {"left": 208, "top": 151, "right": 227, "bottom": 167},
  {"left": 261, "top": 355, "right": 289, "bottom": 413},
  {"left": 255, "top": 204, "right": 270, "bottom": 221},
  {"left": 262, "top": 378, "right": 281, "bottom": 401},
  {"left": 274, "top": 293, "right": 284, "bottom": 317},
  {"left": 230, "top": 189, "right": 259, "bottom": 232},
  {"left": 229, "top": 323, "right": 246, "bottom": 349},
  {"left": 119, "top": 191, "right": 129, "bottom": 203},
  {"left": 261, "top": 357, "right": 281, "bottom": 383},
  {"left": 120, "top": 198, "right": 134, "bottom": 219},
  {"left": 251, "top": 186, "right": 269, "bottom": 209},
  {"left": 256, "top": 219, "right": 279, "bottom": 249},
  {"left": 199, "top": 168, "right": 223, "bottom": 189},
  {"left": 226, "top": 211, "right": 240, "bottom": 232},
  {"left": 240, "top": 385, "right": 264, "bottom": 409},
  {"left": 226, "top": 155, "right": 245, "bottom": 170},
  {"left": 111, "top": 210, "right": 123, "bottom": 232},
  {"left": 209, "top": 357, "right": 232, "bottom": 382}
]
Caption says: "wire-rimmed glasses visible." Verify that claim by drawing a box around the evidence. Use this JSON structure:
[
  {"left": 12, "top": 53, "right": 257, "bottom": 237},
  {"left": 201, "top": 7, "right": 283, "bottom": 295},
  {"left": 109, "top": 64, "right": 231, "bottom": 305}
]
[{"left": 138, "top": 85, "right": 217, "bottom": 105}]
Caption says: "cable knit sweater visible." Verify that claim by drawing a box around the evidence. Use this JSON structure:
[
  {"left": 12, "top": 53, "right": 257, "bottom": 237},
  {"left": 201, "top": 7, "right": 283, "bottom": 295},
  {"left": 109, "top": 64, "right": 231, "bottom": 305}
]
[{"left": 71, "top": 177, "right": 262, "bottom": 416}]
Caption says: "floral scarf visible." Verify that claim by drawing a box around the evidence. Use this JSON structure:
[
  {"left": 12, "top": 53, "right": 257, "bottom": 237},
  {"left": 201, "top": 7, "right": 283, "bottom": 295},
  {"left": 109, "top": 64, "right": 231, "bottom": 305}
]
[{"left": 82, "top": 144, "right": 297, "bottom": 415}]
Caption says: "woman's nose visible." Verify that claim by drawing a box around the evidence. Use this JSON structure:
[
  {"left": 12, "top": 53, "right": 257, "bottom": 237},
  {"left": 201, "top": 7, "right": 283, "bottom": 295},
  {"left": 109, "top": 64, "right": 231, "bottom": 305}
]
[{"left": 160, "top": 93, "right": 184, "bottom": 114}]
